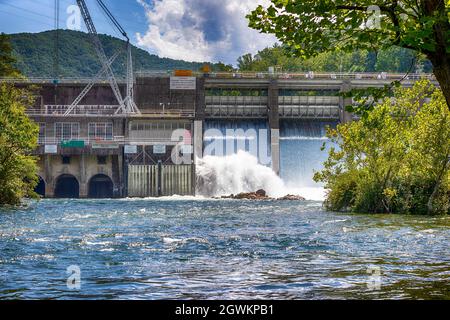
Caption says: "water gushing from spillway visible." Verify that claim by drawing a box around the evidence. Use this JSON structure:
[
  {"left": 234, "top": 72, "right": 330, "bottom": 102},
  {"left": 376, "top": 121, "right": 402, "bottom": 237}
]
[
  {"left": 203, "top": 120, "right": 271, "bottom": 165},
  {"left": 280, "top": 120, "right": 338, "bottom": 200},
  {"left": 280, "top": 120, "right": 337, "bottom": 185},
  {"left": 196, "top": 120, "right": 336, "bottom": 201},
  {"left": 196, "top": 151, "right": 285, "bottom": 198}
]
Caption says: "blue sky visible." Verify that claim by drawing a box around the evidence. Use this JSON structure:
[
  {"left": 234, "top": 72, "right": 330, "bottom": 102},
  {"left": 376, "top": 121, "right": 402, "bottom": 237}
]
[{"left": 0, "top": 0, "right": 276, "bottom": 64}]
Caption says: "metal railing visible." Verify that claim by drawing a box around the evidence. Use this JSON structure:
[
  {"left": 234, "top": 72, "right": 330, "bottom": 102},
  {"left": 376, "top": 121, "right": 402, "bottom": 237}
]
[
  {"left": 27, "top": 105, "right": 120, "bottom": 116},
  {"left": 0, "top": 77, "right": 127, "bottom": 84},
  {"left": 205, "top": 95, "right": 268, "bottom": 105},
  {"left": 1, "top": 72, "right": 437, "bottom": 83},
  {"left": 37, "top": 136, "right": 189, "bottom": 146},
  {"left": 27, "top": 105, "right": 195, "bottom": 118},
  {"left": 136, "top": 109, "right": 196, "bottom": 118},
  {"left": 136, "top": 71, "right": 437, "bottom": 81},
  {"left": 205, "top": 105, "right": 268, "bottom": 118},
  {"left": 279, "top": 96, "right": 340, "bottom": 105},
  {"left": 279, "top": 105, "right": 340, "bottom": 119}
]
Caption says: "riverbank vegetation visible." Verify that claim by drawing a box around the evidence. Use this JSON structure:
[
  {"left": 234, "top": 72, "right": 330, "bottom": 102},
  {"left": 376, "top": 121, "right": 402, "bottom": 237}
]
[
  {"left": 0, "top": 34, "right": 39, "bottom": 205},
  {"left": 314, "top": 81, "right": 450, "bottom": 214}
]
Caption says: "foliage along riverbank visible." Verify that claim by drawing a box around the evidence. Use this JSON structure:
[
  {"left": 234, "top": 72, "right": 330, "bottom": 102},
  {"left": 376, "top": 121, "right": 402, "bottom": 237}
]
[
  {"left": 315, "top": 80, "right": 450, "bottom": 215},
  {"left": 0, "top": 33, "right": 39, "bottom": 206}
]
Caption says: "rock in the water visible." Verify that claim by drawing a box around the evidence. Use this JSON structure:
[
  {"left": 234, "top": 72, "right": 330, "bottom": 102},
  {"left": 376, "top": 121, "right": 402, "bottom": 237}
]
[
  {"left": 220, "top": 190, "right": 269, "bottom": 200},
  {"left": 277, "top": 194, "right": 306, "bottom": 201},
  {"left": 218, "top": 190, "right": 305, "bottom": 201},
  {"left": 255, "top": 189, "right": 267, "bottom": 197},
  {"left": 234, "top": 191, "right": 269, "bottom": 200}
]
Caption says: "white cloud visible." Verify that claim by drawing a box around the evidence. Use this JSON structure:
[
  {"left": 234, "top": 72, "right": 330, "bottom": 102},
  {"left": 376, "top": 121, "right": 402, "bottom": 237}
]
[{"left": 136, "top": 0, "right": 276, "bottom": 64}]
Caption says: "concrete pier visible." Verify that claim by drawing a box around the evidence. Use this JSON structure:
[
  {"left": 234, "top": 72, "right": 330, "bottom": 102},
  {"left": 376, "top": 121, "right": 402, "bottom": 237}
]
[{"left": 268, "top": 80, "right": 280, "bottom": 175}]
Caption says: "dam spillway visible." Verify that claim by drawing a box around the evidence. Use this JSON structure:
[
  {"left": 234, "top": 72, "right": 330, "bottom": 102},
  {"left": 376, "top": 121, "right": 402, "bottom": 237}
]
[
  {"left": 8, "top": 72, "right": 433, "bottom": 199},
  {"left": 280, "top": 120, "right": 338, "bottom": 188},
  {"left": 203, "top": 120, "right": 271, "bottom": 164}
]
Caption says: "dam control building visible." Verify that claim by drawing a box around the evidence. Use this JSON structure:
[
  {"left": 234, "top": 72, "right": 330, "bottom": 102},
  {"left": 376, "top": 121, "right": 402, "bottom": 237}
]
[{"left": 9, "top": 72, "right": 436, "bottom": 198}]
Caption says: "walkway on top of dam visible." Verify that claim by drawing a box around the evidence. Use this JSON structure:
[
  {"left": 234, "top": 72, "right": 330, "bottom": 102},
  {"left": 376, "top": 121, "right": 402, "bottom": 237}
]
[{"left": 0, "top": 71, "right": 438, "bottom": 86}]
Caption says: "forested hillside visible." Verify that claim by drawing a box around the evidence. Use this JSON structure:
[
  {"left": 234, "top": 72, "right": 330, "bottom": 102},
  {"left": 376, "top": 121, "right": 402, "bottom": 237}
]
[
  {"left": 236, "top": 44, "right": 433, "bottom": 74},
  {"left": 8, "top": 30, "right": 434, "bottom": 78},
  {"left": 9, "top": 30, "right": 215, "bottom": 77}
]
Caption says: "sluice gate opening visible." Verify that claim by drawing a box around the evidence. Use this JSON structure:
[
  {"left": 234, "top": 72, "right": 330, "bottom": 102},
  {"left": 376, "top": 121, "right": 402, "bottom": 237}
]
[
  {"left": 34, "top": 177, "right": 46, "bottom": 197},
  {"left": 54, "top": 174, "right": 80, "bottom": 198},
  {"left": 88, "top": 174, "right": 114, "bottom": 198}
]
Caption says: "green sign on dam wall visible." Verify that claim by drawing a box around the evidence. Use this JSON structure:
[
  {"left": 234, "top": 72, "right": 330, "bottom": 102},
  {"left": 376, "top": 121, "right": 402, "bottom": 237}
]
[{"left": 60, "top": 140, "right": 85, "bottom": 148}]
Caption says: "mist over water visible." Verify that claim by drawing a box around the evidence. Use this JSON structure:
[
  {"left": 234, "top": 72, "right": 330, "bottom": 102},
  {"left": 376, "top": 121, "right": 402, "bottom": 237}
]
[
  {"left": 197, "top": 120, "right": 336, "bottom": 200},
  {"left": 196, "top": 151, "right": 286, "bottom": 198},
  {"left": 196, "top": 151, "right": 327, "bottom": 200},
  {"left": 203, "top": 120, "right": 271, "bottom": 164}
]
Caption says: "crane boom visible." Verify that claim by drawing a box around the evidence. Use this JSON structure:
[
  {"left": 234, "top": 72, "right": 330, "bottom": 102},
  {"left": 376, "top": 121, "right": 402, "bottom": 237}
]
[{"left": 68, "top": 0, "right": 139, "bottom": 115}]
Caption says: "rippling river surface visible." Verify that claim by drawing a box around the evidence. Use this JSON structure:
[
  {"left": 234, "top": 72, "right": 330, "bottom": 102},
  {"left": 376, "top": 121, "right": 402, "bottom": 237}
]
[{"left": 0, "top": 199, "right": 449, "bottom": 300}]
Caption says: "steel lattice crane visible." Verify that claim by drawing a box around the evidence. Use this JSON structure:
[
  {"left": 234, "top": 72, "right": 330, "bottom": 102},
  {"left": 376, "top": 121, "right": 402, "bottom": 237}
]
[{"left": 64, "top": 0, "right": 140, "bottom": 116}]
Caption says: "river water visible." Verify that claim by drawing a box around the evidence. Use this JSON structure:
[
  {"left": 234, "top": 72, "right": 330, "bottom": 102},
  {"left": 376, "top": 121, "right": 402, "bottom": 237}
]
[{"left": 1, "top": 198, "right": 449, "bottom": 300}]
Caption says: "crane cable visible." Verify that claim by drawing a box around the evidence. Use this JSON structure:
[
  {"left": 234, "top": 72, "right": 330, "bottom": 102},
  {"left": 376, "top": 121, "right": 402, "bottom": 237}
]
[
  {"left": 54, "top": 0, "right": 60, "bottom": 81},
  {"left": 96, "top": 0, "right": 129, "bottom": 43}
]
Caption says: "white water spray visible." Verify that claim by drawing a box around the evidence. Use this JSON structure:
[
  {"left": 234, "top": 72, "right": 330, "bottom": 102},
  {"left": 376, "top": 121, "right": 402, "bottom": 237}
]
[{"left": 196, "top": 151, "right": 325, "bottom": 200}]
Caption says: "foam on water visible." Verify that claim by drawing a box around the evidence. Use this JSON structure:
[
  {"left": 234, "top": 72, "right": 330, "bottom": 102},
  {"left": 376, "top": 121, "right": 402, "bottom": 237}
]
[{"left": 196, "top": 151, "right": 324, "bottom": 200}]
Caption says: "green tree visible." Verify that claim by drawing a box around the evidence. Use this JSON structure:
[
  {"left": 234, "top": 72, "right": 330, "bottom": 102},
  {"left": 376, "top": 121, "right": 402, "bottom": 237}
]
[
  {"left": 236, "top": 45, "right": 431, "bottom": 73},
  {"left": 0, "top": 33, "right": 39, "bottom": 205},
  {"left": 237, "top": 53, "right": 255, "bottom": 71},
  {"left": 0, "top": 84, "right": 39, "bottom": 205},
  {"left": 0, "top": 33, "right": 20, "bottom": 77},
  {"left": 213, "top": 61, "right": 235, "bottom": 72},
  {"left": 248, "top": 0, "right": 450, "bottom": 109},
  {"left": 314, "top": 80, "right": 450, "bottom": 214}
]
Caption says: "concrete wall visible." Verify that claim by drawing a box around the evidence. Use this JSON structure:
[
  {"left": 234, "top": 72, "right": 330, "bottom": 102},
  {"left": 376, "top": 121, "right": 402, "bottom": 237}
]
[
  {"left": 26, "top": 75, "right": 381, "bottom": 198},
  {"left": 37, "top": 154, "right": 119, "bottom": 198}
]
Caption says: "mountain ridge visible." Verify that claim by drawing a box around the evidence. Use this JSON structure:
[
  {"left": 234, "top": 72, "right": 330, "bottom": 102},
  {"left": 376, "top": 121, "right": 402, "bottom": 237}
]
[{"left": 9, "top": 29, "right": 217, "bottom": 78}]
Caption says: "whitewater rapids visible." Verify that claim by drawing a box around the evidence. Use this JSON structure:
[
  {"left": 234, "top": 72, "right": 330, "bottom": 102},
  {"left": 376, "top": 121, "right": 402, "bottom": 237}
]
[{"left": 196, "top": 151, "right": 325, "bottom": 201}]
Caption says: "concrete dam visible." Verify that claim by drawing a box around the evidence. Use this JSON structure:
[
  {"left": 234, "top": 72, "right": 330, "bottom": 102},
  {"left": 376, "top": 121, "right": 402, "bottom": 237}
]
[{"left": 15, "top": 72, "right": 436, "bottom": 199}]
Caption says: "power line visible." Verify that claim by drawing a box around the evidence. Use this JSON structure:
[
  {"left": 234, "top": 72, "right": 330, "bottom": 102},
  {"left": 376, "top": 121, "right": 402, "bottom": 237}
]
[
  {"left": 54, "top": 0, "right": 60, "bottom": 80},
  {"left": 0, "top": 2, "right": 54, "bottom": 20},
  {"left": 0, "top": 9, "right": 55, "bottom": 28}
]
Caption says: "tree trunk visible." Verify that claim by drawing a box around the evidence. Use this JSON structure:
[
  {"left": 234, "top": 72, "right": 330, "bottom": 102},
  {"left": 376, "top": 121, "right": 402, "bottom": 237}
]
[
  {"left": 422, "top": 0, "right": 450, "bottom": 110},
  {"left": 427, "top": 156, "right": 449, "bottom": 215},
  {"left": 431, "top": 58, "right": 450, "bottom": 111}
]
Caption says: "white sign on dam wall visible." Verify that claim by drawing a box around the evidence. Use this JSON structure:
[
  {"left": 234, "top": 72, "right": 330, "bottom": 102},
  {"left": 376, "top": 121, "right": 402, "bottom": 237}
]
[
  {"left": 124, "top": 145, "right": 138, "bottom": 154},
  {"left": 153, "top": 145, "right": 167, "bottom": 154},
  {"left": 44, "top": 145, "right": 58, "bottom": 154},
  {"left": 170, "top": 77, "right": 196, "bottom": 90}
]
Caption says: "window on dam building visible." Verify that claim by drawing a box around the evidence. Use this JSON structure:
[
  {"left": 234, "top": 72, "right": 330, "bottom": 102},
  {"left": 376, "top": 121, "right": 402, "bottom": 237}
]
[
  {"left": 129, "top": 121, "right": 192, "bottom": 144},
  {"left": 55, "top": 122, "right": 80, "bottom": 142},
  {"left": 89, "top": 123, "right": 113, "bottom": 141},
  {"left": 62, "top": 156, "right": 71, "bottom": 165},
  {"left": 97, "top": 156, "right": 107, "bottom": 165}
]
